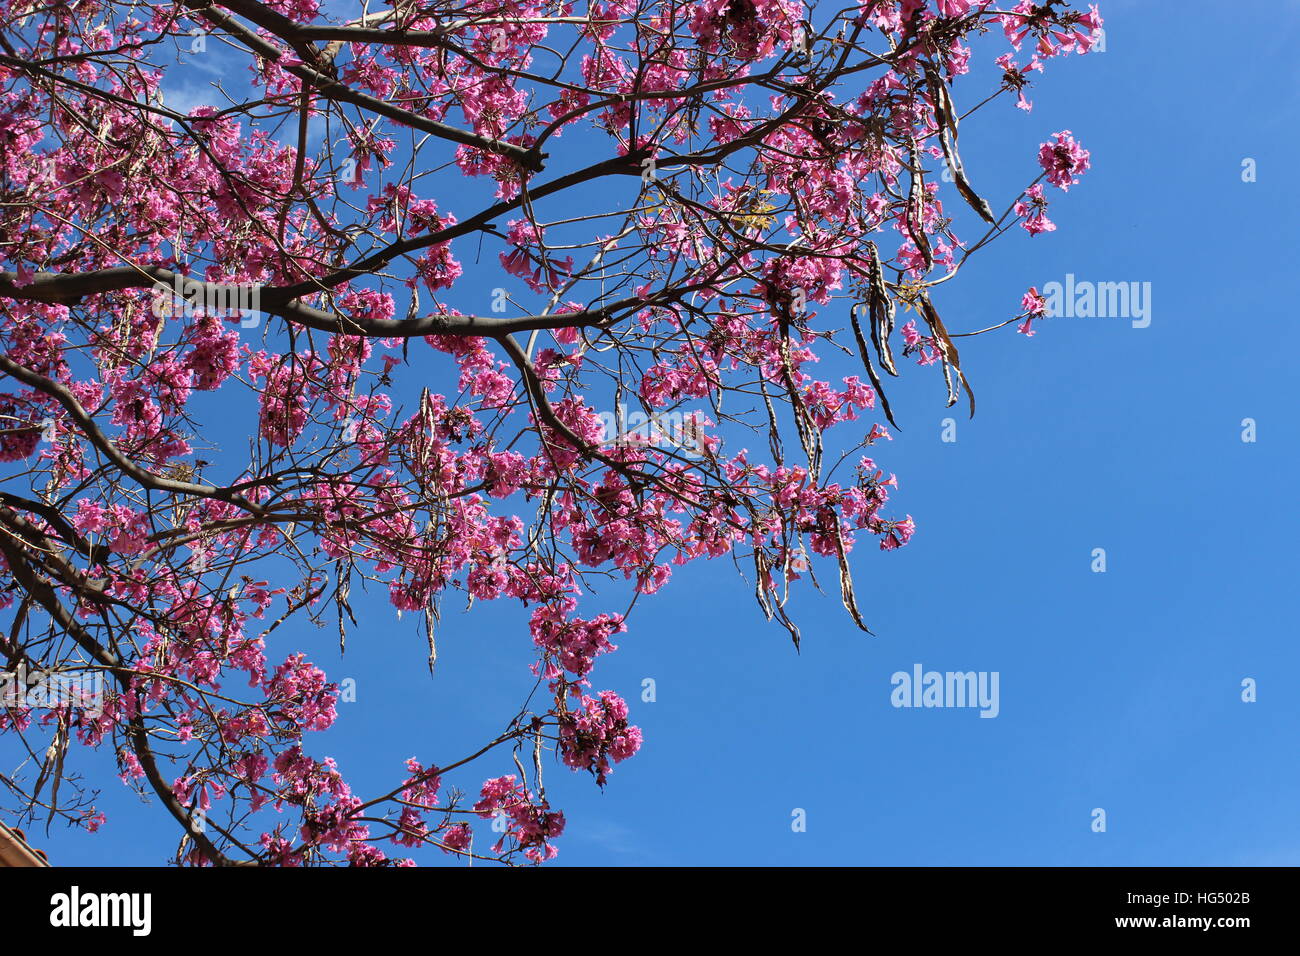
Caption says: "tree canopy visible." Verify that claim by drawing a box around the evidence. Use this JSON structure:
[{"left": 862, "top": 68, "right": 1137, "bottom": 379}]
[{"left": 0, "top": 0, "right": 1097, "bottom": 864}]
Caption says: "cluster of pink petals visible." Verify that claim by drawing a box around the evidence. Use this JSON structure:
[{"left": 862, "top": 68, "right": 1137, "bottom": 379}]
[
  {"left": 1039, "top": 130, "right": 1091, "bottom": 191},
  {"left": 559, "top": 690, "right": 644, "bottom": 786},
  {"left": 1014, "top": 184, "right": 1057, "bottom": 236},
  {"left": 474, "top": 775, "right": 566, "bottom": 863}
]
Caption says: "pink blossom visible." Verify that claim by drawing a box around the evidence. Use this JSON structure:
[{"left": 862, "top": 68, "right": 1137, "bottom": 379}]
[{"left": 1038, "top": 130, "right": 1091, "bottom": 190}]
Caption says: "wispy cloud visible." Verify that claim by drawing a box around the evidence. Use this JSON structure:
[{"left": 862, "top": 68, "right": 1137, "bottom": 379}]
[{"left": 574, "top": 819, "right": 658, "bottom": 862}]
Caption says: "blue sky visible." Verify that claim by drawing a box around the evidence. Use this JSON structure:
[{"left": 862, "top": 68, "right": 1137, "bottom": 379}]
[{"left": 10, "top": 0, "right": 1300, "bottom": 866}]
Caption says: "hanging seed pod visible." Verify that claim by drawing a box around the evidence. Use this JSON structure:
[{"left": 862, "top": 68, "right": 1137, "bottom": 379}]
[
  {"left": 926, "top": 61, "right": 997, "bottom": 225},
  {"left": 918, "top": 293, "right": 976, "bottom": 417},
  {"left": 849, "top": 301, "right": 900, "bottom": 429},
  {"left": 865, "top": 240, "right": 898, "bottom": 376},
  {"left": 905, "top": 139, "right": 934, "bottom": 272}
]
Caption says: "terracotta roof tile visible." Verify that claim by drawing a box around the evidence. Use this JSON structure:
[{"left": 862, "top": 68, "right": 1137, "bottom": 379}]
[{"left": 0, "top": 820, "right": 50, "bottom": 867}]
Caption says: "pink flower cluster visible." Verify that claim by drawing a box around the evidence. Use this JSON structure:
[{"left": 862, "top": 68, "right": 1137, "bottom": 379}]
[
  {"left": 474, "top": 775, "right": 566, "bottom": 863},
  {"left": 559, "top": 690, "right": 643, "bottom": 787},
  {"left": 1039, "top": 130, "right": 1091, "bottom": 191}
]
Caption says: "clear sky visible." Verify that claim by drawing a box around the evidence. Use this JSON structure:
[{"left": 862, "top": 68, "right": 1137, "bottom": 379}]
[{"left": 11, "top": 0, "right": 1300, "bottom": 866}]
